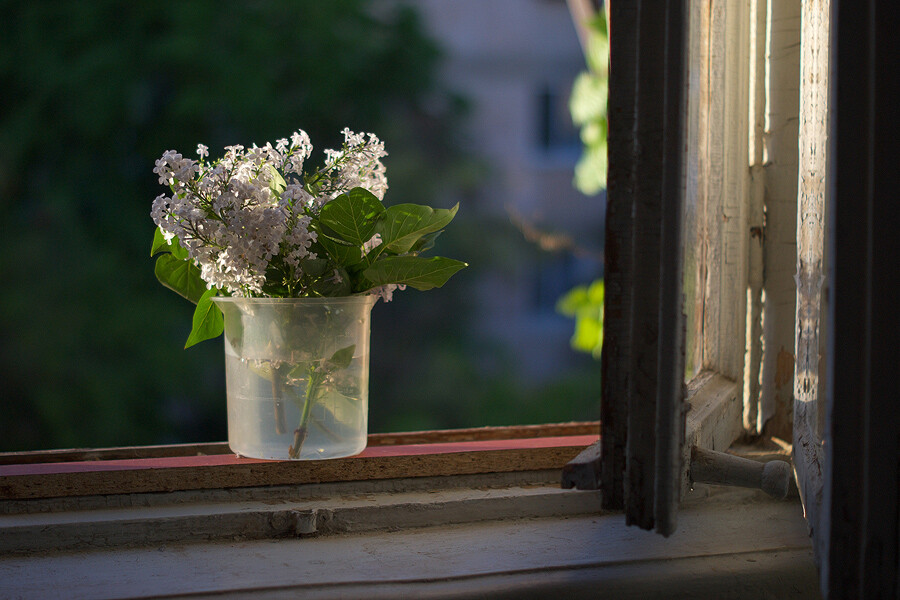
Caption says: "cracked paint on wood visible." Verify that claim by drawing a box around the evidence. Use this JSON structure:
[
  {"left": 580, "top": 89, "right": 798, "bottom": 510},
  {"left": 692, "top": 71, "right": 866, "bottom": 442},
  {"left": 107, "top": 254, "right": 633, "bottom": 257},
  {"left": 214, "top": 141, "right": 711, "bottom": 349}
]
[{"left": 792, "top": 0, "right": 828, "bottom": 576}]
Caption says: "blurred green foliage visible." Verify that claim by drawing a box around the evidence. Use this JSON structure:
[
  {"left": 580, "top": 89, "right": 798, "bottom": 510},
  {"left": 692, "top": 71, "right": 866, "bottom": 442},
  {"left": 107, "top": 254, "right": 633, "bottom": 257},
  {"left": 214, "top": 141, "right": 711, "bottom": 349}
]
[
  {"left": 0, "top": 0, "right": 599, "bottom": 452},
  {"left": 570, "top": 10, "right": 609, "bottom": 196},
  {"left": 557, "top": 280, "right": 604, "bottom": 359},
  {"left": 558, "top": 9, "right": 607, "bottom": 358}
]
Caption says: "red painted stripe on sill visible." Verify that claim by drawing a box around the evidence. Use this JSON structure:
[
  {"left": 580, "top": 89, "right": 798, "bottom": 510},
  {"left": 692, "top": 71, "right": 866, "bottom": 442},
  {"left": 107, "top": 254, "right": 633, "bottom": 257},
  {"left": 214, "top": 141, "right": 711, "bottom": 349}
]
[{"left": 0, "top": 435, "right": 598, "bottom": 477}]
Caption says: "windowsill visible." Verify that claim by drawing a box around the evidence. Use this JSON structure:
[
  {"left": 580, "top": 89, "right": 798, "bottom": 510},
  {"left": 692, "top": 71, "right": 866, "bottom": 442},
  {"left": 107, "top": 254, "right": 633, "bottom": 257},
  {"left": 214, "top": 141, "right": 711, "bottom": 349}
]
[
  {"left": 0, "top": 423, "right": 599, "bottom": 501},
  {"left": 1, "top": 482, "right": 818, "bottom": 599},
  {"left": 0, "top": 425, "right": 820, "bottom": 598}
]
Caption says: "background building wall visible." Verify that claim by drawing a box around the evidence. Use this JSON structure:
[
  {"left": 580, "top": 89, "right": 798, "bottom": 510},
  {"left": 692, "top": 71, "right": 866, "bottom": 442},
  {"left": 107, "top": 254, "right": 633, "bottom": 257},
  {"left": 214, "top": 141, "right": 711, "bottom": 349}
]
[{"left": 413, "top": 0, "right": 606, "bottom": 382}]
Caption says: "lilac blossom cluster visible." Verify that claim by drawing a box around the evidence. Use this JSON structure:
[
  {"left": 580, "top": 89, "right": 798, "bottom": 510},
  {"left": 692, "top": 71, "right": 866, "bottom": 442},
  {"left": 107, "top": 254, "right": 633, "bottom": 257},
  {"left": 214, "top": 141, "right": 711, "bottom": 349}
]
[{"left": 151, "top": 129, "right": 388, "bottom": 297}]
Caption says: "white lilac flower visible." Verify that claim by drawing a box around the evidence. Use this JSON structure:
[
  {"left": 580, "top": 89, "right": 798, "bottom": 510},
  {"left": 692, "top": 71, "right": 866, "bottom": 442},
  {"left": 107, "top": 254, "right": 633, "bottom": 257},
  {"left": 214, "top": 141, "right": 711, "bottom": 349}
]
[
  {"left": 151, "top": 193, "right": 170, "bottom": 225},
  {"left": 283, "top": 214, "right": 317, "bottom": 269},
  {"left": 371, "top": 283, "right": 406, "bottom": 303},
  {"left": 321, "top": 130, "right": 388, "bottom": 200},
  {"left": 283, "top": 131, "right": 313, "bottom": 175},
  {"left": 362, "top": 159, "right": 388, "bottom": 200},
  {"left": 323, "top": 148, "right": 342, "bottom": 166},
  {"left": 279, "top": 183, "right": 305, "bottom": 202},
  {"left": 153, "top": 150, "right": 184, "bottom": 185},
  {"left": 153, "top": 160, "right": 170, "bottom": 185},
  {"left": 342, "top": 127, "right": 366, "bottom": 147},
  {"left": 173, "top": 158, "right": 199, "bottom": 184},
  {"left": 290, "top": 130, "right": 312, "bottom": 152},
  {"left": 152, "top": 128, "right": 390, "bottom": 296}
]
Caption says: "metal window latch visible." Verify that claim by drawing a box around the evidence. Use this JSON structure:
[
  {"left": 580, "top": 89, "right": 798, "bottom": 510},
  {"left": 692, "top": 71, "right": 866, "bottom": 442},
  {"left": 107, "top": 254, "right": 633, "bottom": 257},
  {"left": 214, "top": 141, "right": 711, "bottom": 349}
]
[
  {"left": 690, "top": 446, "right": 793, "bottom": 499},
  {"left": 561, "top": 442, "right": 793, "bottom": 499}
]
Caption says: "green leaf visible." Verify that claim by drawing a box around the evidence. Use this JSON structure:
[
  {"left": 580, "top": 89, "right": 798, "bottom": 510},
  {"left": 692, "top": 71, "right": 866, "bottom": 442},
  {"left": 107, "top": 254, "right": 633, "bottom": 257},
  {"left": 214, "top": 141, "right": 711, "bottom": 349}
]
[
  {"left": 586, "top": 279, "right": 605, "bottom": 304},
  {"left": 267, "top": 165, "right": 286, "bottom": 195},
  {"left": 571, "top": 313, "right": 604, "bottom": 359},
  {"left": 409, "top": 230, "right": 443, "bottom": 254},
  {"left": 378, "top": 203, "right": 459, "bottom": 255},
  {"left": 363, "top": 256, "right": 467, "bottom": 291},
  {"left": 586, "top": 13, "right": 609, "bottom": 76},
  {"left": 318, "top": 187, "right": 385, "bottom": 246},
  {"left": 300, "top": 258, "right": 331, "bottom": 278},
  {"left": 151, "top": 228, "right": 168, "bottom": 256},
  {"left": 285, "top": 344, "right": 356, "bottom": 384},
  {"left": 324, "top": 344, "right": 356, "bottom": 371},
  {"left": 556, "top": 280, "right": 604, "bottom": 316},
  {"left": 313, "top": 388, "right": 364, "bottom": 430},
  {"left": 184, "top": 289, "right": 224, "bottom": 348},
  {"left": 318, "top": 233, "right": 363, "bottom": 266},
  {"left": 151, "top": 228, "right": 189, "bottom": 260},
  {"left": 580, "top": 119, "right": 606, "bottom": 146},
  {"left": 574, "top": 141, "right": 608, "bottom": 196},
  {"left": 557, "top": 279, "right": 604, "bottom": 359},
  {"left": 556, "top": 286, "right": 590, "bottom": 317},
  {"left": 286, "top": 361, "right": 313, "bottom": 382},
  {"left": 570, "top": 71, "right": 608, "bottom": 125},
  {"left": 154, "top": 253, "right": 207, "bottom": 304},
  {"left": 309, "top": 267, "right": 352, "bottom": 297}
]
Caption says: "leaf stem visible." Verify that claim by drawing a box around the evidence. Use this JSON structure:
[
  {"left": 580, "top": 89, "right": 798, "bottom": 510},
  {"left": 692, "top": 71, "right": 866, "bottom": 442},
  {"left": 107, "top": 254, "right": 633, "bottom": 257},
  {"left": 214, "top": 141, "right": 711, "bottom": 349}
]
[
  {"left": 271, "top": 368, "right": 287, "bottom": 436},
  {"left": 288, "top": 365, "right": 321, "bottom": 458}
]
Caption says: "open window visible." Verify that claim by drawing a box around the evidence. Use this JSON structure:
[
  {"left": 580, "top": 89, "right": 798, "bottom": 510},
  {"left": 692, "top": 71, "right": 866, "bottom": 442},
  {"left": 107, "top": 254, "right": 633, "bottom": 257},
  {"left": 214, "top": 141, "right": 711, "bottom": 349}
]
[{"left": 596, "top": 0, "right": 900, "bottom": 595}]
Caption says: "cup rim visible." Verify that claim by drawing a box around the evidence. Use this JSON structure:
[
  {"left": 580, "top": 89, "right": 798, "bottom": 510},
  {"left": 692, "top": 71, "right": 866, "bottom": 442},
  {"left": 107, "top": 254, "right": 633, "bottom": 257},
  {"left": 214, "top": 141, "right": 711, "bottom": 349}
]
[{"left": 210, "top": 294, "right": 376, "bottom": 306}]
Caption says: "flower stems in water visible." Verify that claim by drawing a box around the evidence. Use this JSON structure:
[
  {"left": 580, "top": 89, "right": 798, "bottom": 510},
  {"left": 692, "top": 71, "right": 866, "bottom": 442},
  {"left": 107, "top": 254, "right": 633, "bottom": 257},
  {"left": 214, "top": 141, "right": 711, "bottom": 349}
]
[
  {"left": 288, "top": 365, "right": 322, "bottom": 459},
  {"left": 271, "top": 364, "right": 289, "bottom": 436}
]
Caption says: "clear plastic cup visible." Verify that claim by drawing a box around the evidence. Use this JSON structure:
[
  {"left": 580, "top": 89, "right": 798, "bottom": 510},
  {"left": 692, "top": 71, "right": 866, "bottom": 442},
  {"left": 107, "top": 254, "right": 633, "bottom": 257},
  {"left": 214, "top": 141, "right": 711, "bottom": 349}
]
[{"left": 212, "top": 295, "right": 376, "bottom": 460}]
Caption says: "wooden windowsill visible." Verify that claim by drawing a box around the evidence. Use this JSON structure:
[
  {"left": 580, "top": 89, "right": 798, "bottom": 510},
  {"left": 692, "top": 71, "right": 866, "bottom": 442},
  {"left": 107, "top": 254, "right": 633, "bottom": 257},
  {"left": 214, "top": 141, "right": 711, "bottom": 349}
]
[
  {"left": 1, "top": 485, "right": 819, "bottom": 599},
  {"left": 0, "top": 421, "right": 820, "bottom": 599},
  {"left": 0, "top": 422, "right": 600, "bottom": 501}
]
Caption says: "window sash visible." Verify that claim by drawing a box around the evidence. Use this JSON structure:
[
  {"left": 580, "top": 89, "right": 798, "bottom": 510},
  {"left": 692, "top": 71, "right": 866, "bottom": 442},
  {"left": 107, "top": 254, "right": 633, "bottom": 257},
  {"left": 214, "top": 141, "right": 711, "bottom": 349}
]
[
  {"left": 601, "top": 0, "right": 751, "bottom": 535},
  {"left": 602, "top": 0, "right": 690, "bottom": 536}
]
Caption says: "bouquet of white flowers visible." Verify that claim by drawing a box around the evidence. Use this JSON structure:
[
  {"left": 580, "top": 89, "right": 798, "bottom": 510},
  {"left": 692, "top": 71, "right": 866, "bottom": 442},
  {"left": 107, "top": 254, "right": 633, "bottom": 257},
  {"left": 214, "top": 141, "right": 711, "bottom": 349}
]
[
  {"left": 150, "top": 129, "right": 466, "bottom": 459},
  {"left": 150, "top": 128, "right": 466, "bottom": 348}
]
